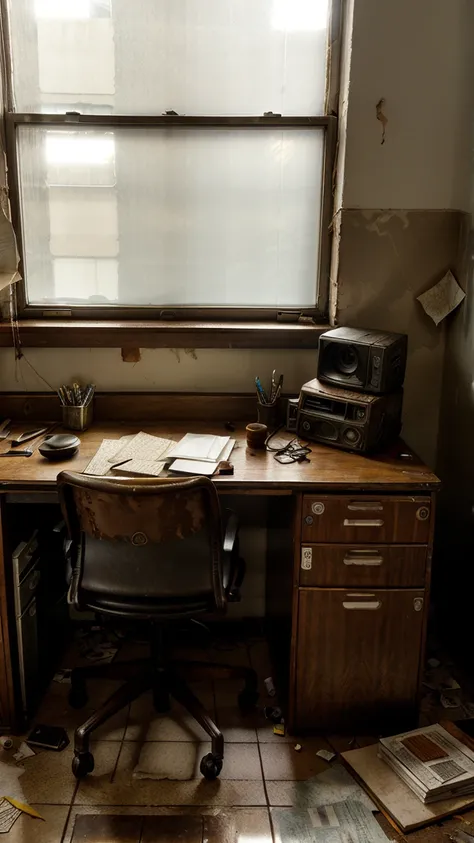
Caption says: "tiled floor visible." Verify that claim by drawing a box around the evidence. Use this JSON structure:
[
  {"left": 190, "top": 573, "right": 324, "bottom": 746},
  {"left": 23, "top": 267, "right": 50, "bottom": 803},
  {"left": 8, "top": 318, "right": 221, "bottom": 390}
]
[{"left": 0, "top": 633, "right": 464, "bottom": 842}]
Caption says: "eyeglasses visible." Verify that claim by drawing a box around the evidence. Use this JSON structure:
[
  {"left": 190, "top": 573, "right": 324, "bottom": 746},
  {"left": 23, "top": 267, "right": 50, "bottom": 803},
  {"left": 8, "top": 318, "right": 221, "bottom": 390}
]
[{"left": 265, "top": 427, "right": 311, "bottom": 464}]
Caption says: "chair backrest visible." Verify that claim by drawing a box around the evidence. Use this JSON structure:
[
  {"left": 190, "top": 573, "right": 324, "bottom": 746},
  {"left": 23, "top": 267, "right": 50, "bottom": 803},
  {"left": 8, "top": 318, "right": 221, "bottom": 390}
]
[{"left": 58, "top": 471, "right": 225, "bottom": 616}]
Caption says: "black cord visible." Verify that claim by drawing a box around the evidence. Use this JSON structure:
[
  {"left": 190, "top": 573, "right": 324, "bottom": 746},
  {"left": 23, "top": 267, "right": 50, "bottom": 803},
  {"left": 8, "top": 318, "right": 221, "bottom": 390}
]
[{"left": 265, "top": 426, "right": 311, "bottom": 463}]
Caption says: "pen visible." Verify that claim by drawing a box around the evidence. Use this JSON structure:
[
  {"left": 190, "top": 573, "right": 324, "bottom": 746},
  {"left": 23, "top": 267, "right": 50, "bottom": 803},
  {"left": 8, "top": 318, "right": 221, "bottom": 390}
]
[
  {"left": 275, "top": 374, "right": 284, "bottom": 400},
  {"left": 270, "top": 370, "right": 277, "bottom": 403},
  {"left": 255, "top": 376, "right": 269, "bottom": 405}
]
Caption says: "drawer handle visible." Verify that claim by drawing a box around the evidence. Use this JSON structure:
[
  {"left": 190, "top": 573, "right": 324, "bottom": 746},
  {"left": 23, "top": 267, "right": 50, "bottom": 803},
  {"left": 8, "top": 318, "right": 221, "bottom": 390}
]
[
  {"left": 343, "top": 552, "right": 383, "bottom": 567},
  {"left": 348, "top": 501, "right": 383, "bottom": 512},
  {"left": 343, "top": 600, "right": 381, "bottom": 610},
  {"left": 343, "top": 519, "right": 384, "bottom": 528}
]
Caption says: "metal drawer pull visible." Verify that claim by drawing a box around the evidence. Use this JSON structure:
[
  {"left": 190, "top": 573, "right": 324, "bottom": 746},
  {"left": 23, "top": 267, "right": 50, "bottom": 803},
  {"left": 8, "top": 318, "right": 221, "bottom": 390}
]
[
  {"left": 343, "top": 600, "right": 381, "bottom": 610},
  {"left": 343, "top": 519, "right": 384, "bottom": 527},
  {"left": 343, "top": 552, "right": 383, "bottom": 566},
  {"left": 348, "top": 502, "right": 383, "bottom": 512}
]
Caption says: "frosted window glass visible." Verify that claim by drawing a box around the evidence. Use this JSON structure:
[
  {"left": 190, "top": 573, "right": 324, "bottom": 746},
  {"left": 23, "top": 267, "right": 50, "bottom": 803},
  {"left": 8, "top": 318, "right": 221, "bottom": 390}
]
[
  {"left": 18, "top": 126, "right": 324, "bottom": 307},
  {"left": 8, "top": 0, "right": 329, "bottom": 114}
]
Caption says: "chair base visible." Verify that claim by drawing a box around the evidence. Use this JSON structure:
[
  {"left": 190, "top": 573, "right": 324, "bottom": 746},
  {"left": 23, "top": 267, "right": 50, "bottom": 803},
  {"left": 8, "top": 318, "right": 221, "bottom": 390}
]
[{"left": 69, "top": 657, "right": 258, "bottom": 780}]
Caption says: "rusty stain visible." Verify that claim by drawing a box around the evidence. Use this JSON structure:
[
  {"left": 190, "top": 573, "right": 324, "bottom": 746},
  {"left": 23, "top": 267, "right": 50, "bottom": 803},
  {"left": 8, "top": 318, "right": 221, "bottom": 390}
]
[
  {"left": 184, "top": 348, "right": 198, "bottom": 360},
  {"left": 121, "top": 346, "right": 141, "bottom": 363},
  {"left": 375, "top": 98, "right": 388, "bottom": 145}
]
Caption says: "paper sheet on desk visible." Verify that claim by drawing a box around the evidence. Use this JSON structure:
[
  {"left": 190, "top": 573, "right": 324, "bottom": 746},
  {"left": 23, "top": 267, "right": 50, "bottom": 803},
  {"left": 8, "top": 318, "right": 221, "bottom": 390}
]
[
  {"left": 107, "top": 432, "right": 175, "bottom": 465},
  {"left": 83, "top": 436, "right": 134, "bottom": 476},
  {"left": 166, "top": 433, "right": 230, "bottom": 463},
  {"left": 170, "top": 440, "right": 235, "bottom": 476},
  {"left": 110, "top": 459, "right": 167, "bottom": 478}
]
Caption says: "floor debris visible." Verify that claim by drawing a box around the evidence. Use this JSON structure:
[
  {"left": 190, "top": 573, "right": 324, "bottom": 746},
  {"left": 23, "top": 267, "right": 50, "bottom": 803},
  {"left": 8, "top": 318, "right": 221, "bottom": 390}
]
[
  {"left": 13, "top": 742, "right": 35, "bottom": 763},
  {"left": 264, "top": 677, "right": 276, "bottom": 697},
  {"left": 273, "top": 799, "right": 389, "bottom": 843},
  {"left": 317, "top": 749, "right": 336, "bottom": 763}
]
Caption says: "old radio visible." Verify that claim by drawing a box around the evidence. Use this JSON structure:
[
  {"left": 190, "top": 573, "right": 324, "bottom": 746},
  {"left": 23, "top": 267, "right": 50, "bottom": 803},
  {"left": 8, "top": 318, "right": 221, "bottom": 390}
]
[
  {"left": 297, "top": 378, "right": 403, "bottom": 453},
  {"left": 317, "top": 327, "right": 407, "bottom": 394}
]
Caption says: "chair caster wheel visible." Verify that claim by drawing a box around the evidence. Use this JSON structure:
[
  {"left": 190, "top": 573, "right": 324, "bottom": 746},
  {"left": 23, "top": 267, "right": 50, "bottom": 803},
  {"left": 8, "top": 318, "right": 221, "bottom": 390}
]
[
  {"left": 238, "top": 688, "right": 259, "bottom": 712},
  {"left": 68, "top": 686, "right": 88, "bottom": 709},
  {"left": 72, "top": 751, "right": 94, "bottom": 779},
  {"left": 200, "top": 752, "right": 223, "bottom": 780}
]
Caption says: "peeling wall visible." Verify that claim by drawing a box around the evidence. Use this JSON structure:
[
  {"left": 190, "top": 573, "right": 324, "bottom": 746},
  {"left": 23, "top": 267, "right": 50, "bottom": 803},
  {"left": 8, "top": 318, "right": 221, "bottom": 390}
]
[{"left": 0, "top": 347, "right": 316, "bottom": 396}]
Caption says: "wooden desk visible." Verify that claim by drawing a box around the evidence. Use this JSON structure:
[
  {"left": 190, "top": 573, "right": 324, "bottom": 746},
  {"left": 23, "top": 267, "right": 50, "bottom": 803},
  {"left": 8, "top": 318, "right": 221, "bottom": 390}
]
[{"left": 0, "top": 415, "right": 440, "bottom": 733}]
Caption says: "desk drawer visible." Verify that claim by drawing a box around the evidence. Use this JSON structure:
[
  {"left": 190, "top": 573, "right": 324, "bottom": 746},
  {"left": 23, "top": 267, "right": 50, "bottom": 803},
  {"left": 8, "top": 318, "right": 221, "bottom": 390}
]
[
  {"left": 299, "top": 544, "right": 427, "bottom": 588},
  {"left": 301, "top": 495, "right": 432, "bottom": 544}
]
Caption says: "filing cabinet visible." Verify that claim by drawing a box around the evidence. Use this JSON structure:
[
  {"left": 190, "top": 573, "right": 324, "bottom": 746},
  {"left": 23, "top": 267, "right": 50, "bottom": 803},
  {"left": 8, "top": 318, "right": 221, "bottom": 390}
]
[{"left": 290, "top": 493, "right": 435, "bottom": 733}]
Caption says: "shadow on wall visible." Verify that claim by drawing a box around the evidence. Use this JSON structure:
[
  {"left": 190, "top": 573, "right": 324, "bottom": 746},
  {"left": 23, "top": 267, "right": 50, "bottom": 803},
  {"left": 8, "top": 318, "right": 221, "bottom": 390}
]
[
  {"left": 434, "top": 221, "right": 474, "bottom": 652},
  {"left": 334, "top": 208, "right": 465, "bottom": 466}
]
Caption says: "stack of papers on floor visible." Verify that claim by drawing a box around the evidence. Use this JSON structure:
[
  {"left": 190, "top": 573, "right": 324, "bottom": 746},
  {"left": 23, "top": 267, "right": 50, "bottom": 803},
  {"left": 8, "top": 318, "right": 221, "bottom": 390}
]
[
  {"left": 167, "top": 433, "right": 235, "bottom": 476},
  {"left": 379, "top": 723, "right": 474, "bottom": 803}
]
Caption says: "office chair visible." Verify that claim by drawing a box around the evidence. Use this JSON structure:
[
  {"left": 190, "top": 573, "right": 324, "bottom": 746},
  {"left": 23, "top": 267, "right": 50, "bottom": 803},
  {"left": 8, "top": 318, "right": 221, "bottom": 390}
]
[{"left": 58, "top": 471, "right": 258, "bottom": 781}]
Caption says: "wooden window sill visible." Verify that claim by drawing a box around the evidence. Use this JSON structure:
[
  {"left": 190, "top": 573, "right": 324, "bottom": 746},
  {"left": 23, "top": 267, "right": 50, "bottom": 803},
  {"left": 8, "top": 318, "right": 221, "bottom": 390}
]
[{"left": 0, "top": 320, "right": 327, "bottom": 349}]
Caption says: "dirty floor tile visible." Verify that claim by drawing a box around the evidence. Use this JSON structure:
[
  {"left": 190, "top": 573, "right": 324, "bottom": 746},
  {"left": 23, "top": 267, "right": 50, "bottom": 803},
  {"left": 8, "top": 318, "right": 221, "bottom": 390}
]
[
  {"left": 260, "top": 739, "right": 336, "bottom": 781},
  {"left": 0, "top": 805, "right": 69, "bottom": 843},
  {"left": 75, "top": 741, "right": 266, "bottom": 807}
]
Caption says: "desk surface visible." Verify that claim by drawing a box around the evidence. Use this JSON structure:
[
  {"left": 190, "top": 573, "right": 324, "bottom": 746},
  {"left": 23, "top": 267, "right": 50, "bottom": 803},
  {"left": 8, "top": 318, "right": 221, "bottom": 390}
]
[{"left": 0, "top": 421, "right": 440, "bottom": 493}]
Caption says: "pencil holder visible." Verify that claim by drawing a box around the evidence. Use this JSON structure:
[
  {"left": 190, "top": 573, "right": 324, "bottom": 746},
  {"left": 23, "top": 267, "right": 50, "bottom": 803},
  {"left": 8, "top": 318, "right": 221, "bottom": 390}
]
[
  {"left": 257, "top": 398, "right": 281, "bottom": 429},
  {"left": 62, "top": 402, "right": 94, "bottom": 431}
]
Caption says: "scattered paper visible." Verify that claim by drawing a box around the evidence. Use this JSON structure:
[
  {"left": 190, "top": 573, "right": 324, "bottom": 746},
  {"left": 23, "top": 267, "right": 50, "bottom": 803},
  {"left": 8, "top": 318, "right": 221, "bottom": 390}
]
[
  {"left": 166, "top": 433, "right": 230, "bottom": 463},
  {"left": 280, "top": 763, "right": 376, "bottom": 812},
  {"left": 264, "top": 677, "right": 276, "bottom": 697},
  {"left": 110, "top": 459, "right": 166, "bottom": 478},
  {"left": 170, "top": 440, "right": 235, "bottom": 477},
  {"left": 83, "top": 437, "right": 132, "bottom": 476},
  {"left": 295, "top": 744, "right": 302, "bottom": 752},
  {"left": 440, "top": 678, "right": 461, "bottom": 692},
  {"left": 53, "top": 669, "right": 71, "bottom": 684},
  {"left": 0, "top": 797, "right": 20, "bottom": 833},
  {"left": 3, "top": 798, "right": 43, "bottom": 821},
  {"left": 428, "top": 658, "right": 441, "bottom": 668},
  {"left": 440, "top": 692, "right": 462, "bottom": 709},
  {"left": 417, "top": 270, "right": 465, "bottom": 326},
  {"left": 170, "top": 458, "right": 220, "bottom": 477},
  {"left": 317, "top": 749, "right": 336, "bottom": 763},
  {"left": 107, "top": 432, "right": 175, "bottom": 466},
  {"left": 274, "top": 723, "right": 286, "bottom": 737},
  {"left": 451, "top": 829, "right": 474, "bottom": 843},
  {"left": 273, "top": 799, "right": 389, "bottom": 843},
  {"left": 0, "top": 763, "right": 25, "bottom": 806},
  {"left": 13, "top": 743, "right": 35, "bottom": 763}
]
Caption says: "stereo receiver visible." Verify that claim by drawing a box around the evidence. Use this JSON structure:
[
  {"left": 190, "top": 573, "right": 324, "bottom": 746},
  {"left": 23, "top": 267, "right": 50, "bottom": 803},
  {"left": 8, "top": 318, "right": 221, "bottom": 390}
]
[{"left": 297, "top": 377, "right": 403, "bottom": 453}]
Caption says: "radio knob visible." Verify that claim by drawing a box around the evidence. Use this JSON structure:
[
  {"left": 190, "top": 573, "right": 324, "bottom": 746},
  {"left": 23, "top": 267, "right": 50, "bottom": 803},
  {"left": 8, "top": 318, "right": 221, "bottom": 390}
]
[{"left": 302, "top": 421, "right": 311, "bottom": 432}]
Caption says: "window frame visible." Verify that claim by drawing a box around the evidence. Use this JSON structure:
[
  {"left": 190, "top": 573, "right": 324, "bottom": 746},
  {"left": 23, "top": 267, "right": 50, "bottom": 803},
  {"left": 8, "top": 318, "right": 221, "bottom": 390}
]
[{"left": 1, "top": 1, "right": 340, "bottom": 327}]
